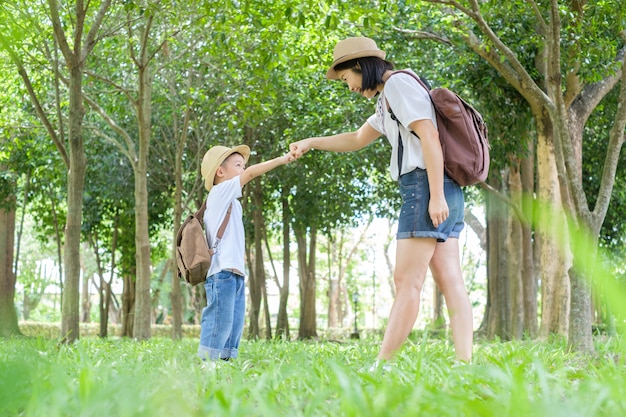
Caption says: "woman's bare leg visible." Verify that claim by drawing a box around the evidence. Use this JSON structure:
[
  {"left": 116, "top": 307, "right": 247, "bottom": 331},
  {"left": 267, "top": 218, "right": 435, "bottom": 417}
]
[
  {"left": 429, "top": 238, "right": 473, "bottom": 362},
  {"left": 377, "top": 237, "right": 436, "bottom": 361}
]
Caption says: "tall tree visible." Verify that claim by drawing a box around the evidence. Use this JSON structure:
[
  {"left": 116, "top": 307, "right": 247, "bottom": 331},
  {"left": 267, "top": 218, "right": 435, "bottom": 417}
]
[
  {"left": 48, "top": 0, "right": 112, "bottom": 342},
  {"left": 83, "top": 2, "right": 198, "bottom": 339},
  {"left": 81, "top": 139, "right": 135, "bottom": 337},
  {"left": 0, "top": 0, "right": 112, "bottom": 342},
  {"left": 402, "top": 0, "right": 626, "bottom": 351}
]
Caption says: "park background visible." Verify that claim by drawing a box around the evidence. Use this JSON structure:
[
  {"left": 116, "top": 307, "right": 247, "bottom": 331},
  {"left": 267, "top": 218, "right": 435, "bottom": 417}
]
[
  {"left": 2, "top": 1, "right": 626, "bottom": 416},
  {"left": 1, "top": 0, "right": 625, "bottom": 354}
]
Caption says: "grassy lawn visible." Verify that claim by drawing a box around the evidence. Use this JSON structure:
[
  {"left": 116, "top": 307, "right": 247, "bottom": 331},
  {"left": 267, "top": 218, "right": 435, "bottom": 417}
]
[{"left": 0, "top": 335, "right": 624, "bottom": 417}]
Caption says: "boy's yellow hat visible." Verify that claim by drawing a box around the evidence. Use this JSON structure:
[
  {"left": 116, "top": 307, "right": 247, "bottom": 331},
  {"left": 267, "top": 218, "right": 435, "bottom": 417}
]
[{"left": 201, "top": 145, "right": 250, "bottom": 191}]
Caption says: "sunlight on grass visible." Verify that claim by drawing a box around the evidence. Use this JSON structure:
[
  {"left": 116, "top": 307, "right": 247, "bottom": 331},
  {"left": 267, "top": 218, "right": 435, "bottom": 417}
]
[
  {"left": 0, "top": 336, "right": 624, "bottom": 416},
  {"left": 2, "top": 197, "right": 624, "bottom": 416}
]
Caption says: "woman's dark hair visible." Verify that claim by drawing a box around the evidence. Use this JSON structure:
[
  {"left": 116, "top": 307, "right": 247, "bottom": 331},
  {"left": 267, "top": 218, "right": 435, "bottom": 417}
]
[{"left": 334, "top": 56, "right": 394, "bottom": 91}]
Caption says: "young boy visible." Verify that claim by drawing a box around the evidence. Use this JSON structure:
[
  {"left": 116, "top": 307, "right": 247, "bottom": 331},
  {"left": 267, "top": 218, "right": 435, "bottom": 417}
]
[{"left": 198, "top": 144, "right": 292, "bottom": 363}]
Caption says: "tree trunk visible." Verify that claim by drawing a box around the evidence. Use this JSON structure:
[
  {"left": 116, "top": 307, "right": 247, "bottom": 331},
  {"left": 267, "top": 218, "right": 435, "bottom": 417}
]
[
  {"left": 99, "top": 281, "right": 112, "bottom": 337},
  {"left": 12, "top": 168, "right": 30, "bottom": 295},
  {"left": 330, "top": 222, "right": 371, "bottom": 333},
  {"left": 52, "top": 0, "right": 112, "bottom": 345},
  {"left": 132, "top": 59, "right": 154, "bottom": 341},
  {"left": 90, "top": 233, "right": 106, "bottom": 334},
  {"left": 485, "top": 174, "right": 511, "bottom": 340},
  {"left": 262, "top": 278, "right": 272, "bottom": 339},
  {"left": 275, "top": 193, "right": 290, "bottom": 339},
  {"left": 432, "top": 288, "right": 445, "bottom": 335},
  {"left": 247, "top": 178, "right": 265, "bottom": 339},
  {"left": 170, "top": 172, "right": 184, "bottom": 340},
  {"left": 168, "top": 68, "right": 193, "bottom": 341},
  {"left": 382, "top": 219, "right": 396, "bottom": 299},
  {"left": 508, "top": 166, "right": 525, "bottom": 339},
  {"left": 0, "top": 195, "right": 21, "bottom": 337},
  {"left": 191, "top": 286, "right": 205, "bottom": 325},
  {"left": 81, "top": 261, "right": 91, "bottom": 323},
  {"left": 327, "top": 236, "right": 341, "bottom": 330},
  {"left": 569, "top": 267, "right": 594, "bottom": 352},
  {"left": 536, "top": 128, "right": 571, "bottom": 339},
  {"left": 520, "top": 148, "right": 538, "bottom": 338},
  {"left": 464, "top": 206, "right": 487, "bottom": 336},
  {"left": 61, "top": 65, "right": 87, "bottom": 343},
  {"left": 296, "top": 225, "right": 317, "bottom": 339},
  {"left": 99, "top": 211, "right": 119, "bottom": 337},
  {"left": 328, "top": 276, "right": 341, "bottom": 330},
  {"left": 121, "top": 272, "right": 136, "bottom": 337},
  {"left": 48, "top": 186, "right": 65, "bottom": 304},
  {"left": 132, "top": 155, "right": 153, "bottom": 340}
]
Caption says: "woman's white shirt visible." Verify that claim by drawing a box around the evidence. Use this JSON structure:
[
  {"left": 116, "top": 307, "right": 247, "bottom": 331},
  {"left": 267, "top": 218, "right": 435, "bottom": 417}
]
[{"left": 366, "top": 69, "right": 437, "bottom": 180}]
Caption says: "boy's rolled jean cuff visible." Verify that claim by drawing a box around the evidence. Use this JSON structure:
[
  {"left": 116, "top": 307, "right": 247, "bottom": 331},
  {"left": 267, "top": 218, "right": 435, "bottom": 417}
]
[{"left": 198, "top": 346, "right": 239, "bottom": 361}]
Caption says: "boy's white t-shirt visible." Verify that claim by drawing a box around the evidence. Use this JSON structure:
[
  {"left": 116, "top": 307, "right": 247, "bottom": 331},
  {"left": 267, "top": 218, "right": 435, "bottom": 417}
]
[
  {"left": 203, "top": 176, "right": 246, "bottom": 277},
  {"left": 366, "top": 69, "right": 437, "bottom": 180}
]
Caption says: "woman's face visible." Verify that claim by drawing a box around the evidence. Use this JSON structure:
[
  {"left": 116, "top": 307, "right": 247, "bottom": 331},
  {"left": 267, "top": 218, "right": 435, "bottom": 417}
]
[{"left": 336, "top": 68, "right": 378, "bottom": 99}]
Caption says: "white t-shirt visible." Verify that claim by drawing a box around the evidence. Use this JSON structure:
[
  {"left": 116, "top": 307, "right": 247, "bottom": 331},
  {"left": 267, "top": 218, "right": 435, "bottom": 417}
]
[
  {"left": 366, "top": 69, "right": 437, "bottom": 180},
  {"left": 203, "top": 176, "right": 246, "bottom": 277}
]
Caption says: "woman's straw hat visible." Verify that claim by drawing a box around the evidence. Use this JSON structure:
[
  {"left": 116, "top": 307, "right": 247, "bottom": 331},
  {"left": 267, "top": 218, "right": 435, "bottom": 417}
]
[
  {"left": 325, "top": 36, "right": 386, "bottom": 80},
  {"left": 201, "top": 145, "right": 250, "bottom": 191}
]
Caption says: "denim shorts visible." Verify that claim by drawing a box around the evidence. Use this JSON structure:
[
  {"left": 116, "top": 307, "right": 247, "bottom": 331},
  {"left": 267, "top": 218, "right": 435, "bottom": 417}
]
[{"left": 397, "top": 168, "right": 465, "bottom": 242}]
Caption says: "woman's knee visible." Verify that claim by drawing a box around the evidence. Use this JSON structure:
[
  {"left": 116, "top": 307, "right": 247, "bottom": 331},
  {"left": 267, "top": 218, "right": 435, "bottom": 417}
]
[
  {"left": 437, "top": 278, "right": 466, "bottom": 298},
  {"left": 393, "top": 271, "right": 425, "bottom": 293}
]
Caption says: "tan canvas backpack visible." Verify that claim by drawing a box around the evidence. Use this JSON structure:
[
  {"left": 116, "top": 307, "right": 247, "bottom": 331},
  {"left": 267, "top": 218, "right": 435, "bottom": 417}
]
[{"left": 175, "top": 202, "right": 231, "bottom": 286}]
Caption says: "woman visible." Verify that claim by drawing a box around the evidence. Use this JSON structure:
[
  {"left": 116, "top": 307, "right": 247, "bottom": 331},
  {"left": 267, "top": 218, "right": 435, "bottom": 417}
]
[{"left": 290, "top": 36, "right": 473, "bottom": 364}]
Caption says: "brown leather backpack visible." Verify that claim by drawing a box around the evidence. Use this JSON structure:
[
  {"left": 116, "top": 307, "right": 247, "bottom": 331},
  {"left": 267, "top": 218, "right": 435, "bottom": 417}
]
[{"left": 390, "top": 70, "right": 490, "bottom": 186}]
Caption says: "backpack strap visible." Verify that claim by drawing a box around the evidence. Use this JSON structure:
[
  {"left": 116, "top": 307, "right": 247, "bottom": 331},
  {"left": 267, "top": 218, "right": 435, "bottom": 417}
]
[
  {"left": 195, "top": 201, "right": 232, "bottom": 249},
  {"left": 386, "top": 71, "right": 432, "bottom": 177},
  {"left": 386, "top": 70, "right": 432, "bottom": 135},
  {"left": 215, "top": 204, "right": 232, "bottom": 242},
  {"left": 388, "top": 107, "right": 405, "bottom": 177},
  {"left": 195, "top": 200, "right": 207, "bottom": 220},
  {"left": 391, "top": 70, "right": 432, "bottom": 93}
]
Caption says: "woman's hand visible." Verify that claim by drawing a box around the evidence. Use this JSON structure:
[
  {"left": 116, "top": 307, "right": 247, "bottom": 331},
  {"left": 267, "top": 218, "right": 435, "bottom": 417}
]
[
  {"left": 429, "top": 194, "right": 449, "bottom": 228},
  {"left": 408, "top": 119, "right": 448, "bottom": 228},
  {"left": 289, "top": 139, "right": 313, "bottom": 159}
]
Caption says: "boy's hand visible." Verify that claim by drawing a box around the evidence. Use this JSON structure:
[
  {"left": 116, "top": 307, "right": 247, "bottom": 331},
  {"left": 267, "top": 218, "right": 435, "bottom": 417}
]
[{"left": 280, "top": 152, "right": 295, "bottom": 165}]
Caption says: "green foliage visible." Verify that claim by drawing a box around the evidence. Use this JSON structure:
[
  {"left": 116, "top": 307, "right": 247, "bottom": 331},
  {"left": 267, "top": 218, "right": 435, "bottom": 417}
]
[
  {"left": 582, "top": 85, "right": 626, "bottom": 252},
  {"left": 3, "top": 0, "right": 625, "bottom": 344},
  {"left": 0, "top": 337, "right": 624, "bottom": 416},
  {"left": 387, "top": 3, "right": 536, "bottom": 174},
  {"left": 521, "top": 194, "right": 626, "bottom": 333},
  {"left": 13, "top": 216, "right": 60, "bottom": 321}
]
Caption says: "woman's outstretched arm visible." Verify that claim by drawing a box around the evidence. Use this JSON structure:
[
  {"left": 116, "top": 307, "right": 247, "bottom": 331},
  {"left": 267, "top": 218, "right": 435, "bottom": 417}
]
[{"left": 290, "top": 122, "right": 380, "bottom": 158}]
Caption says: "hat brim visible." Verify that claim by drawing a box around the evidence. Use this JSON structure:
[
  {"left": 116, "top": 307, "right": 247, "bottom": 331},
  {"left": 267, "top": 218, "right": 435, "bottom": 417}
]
[
  {"left": 204, "top": 145, "right": 251, "bottom": 191},
  {"left": 325, "top": 49, "right": 386, "bottom": 80}
]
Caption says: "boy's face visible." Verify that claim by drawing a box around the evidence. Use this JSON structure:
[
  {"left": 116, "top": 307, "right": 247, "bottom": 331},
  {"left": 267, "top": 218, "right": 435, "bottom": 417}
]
[{"left": 215, "top": 152, "right": 246, "bottom": 185}]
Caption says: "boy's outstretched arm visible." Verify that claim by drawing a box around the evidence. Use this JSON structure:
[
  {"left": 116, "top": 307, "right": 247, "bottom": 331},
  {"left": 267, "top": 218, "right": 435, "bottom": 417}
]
[{"left": 240, "top": 152, "right": 293, "bottom": 187}]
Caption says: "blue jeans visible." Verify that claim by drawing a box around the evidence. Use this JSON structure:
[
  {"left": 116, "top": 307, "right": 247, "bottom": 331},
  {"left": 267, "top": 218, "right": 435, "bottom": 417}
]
[
  {"left": 197, "top": 270, "right": 245, "bottom": 361},
  {"left": 397, "top": 168, "right": 465, "bottom": 242}
]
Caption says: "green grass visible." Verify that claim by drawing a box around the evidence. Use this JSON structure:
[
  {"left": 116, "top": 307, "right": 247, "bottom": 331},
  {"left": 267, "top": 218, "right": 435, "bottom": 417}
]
[{"left": 0, "top": 335, "right": 624, "bottom": 417}]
